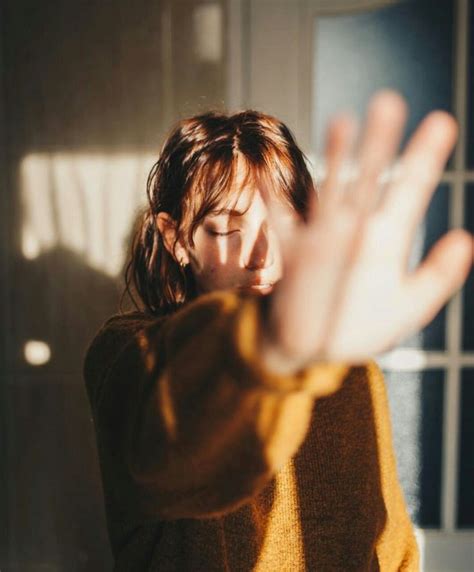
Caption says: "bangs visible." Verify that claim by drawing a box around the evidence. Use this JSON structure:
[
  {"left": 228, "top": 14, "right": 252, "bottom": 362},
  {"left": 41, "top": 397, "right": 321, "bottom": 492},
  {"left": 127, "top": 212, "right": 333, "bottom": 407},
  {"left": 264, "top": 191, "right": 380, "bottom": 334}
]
[{"left": 183, "top": 145, "right": 305, "bottom": 244}]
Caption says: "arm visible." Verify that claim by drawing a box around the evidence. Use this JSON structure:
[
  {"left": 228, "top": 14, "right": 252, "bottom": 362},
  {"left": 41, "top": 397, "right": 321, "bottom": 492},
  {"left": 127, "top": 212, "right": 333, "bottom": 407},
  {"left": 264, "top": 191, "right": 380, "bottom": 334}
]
[{"left": 85, "top": 291, "right": 349, "bottom": 521}]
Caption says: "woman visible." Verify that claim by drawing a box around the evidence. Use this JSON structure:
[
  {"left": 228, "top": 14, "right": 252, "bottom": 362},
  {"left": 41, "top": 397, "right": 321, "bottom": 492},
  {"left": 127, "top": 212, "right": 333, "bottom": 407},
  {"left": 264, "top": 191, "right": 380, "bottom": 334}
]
[{"left": 84, "top": 91, "right": 472, "bottom": 571}]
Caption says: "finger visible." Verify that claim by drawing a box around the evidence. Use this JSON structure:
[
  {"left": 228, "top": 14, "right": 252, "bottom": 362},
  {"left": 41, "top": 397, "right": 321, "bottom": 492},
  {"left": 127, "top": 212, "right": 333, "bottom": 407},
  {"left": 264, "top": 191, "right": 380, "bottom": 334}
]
[
  {"left": 382, "top": 111, "right": 458, "bottom": 244},
  {"left": 317, "top": 113, "right": 358, "bottom": 217},
  {"left": 402, "top": 229, "right": 473, "bottom": 332},
  {"left": 348, "top": 90, "right": 407, "bottom": 213}
]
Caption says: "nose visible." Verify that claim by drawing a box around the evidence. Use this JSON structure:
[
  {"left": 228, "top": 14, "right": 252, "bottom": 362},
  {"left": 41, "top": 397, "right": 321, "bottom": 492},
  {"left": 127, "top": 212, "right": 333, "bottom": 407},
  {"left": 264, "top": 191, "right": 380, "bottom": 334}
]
[{"left": 244, "top": 223, "right": 275, "bottom": 270}]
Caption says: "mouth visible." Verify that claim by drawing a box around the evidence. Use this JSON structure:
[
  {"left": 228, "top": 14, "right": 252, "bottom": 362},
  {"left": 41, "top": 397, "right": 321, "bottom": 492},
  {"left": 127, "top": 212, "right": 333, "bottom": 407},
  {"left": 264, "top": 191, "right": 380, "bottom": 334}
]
[{"left": 238, "top": 283, "right": 275, "bottom": 295}]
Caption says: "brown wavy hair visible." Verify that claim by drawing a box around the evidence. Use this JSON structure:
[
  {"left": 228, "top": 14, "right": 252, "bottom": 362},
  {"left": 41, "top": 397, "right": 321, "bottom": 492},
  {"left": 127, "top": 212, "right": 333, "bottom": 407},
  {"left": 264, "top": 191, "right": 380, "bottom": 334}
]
[{"left": 123, "top": 110, "right": 316, "bottom": 316}]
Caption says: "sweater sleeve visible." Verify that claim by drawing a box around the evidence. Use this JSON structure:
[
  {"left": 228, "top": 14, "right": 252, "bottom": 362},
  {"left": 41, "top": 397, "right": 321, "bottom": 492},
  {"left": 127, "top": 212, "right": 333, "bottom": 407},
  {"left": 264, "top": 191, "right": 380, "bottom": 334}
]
[{"left": 84, "top": 290, "right": 349, "bottom": 522}]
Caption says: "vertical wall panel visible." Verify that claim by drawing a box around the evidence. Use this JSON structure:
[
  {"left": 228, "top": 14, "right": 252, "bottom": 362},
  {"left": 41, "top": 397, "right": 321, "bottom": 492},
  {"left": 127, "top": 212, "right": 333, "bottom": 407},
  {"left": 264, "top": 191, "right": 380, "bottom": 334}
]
[
  {"left": 0, "top": 0, "right": 12, "bottom": 564},
  {"left": 248, "top": 0, "right": 301, "bottom": 135},
  {"left": 1, "top": 0, "right": 228, "bottom": 569}
]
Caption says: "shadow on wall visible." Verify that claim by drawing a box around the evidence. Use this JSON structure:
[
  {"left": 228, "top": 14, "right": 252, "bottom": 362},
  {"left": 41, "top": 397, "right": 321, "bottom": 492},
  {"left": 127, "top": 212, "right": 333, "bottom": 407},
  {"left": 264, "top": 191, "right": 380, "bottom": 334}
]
[
  {"left": 5, "top": 148, "right": 153, "bottom": 569},
  {"left": 7, "top": 246, "right": 121, "bottom": 571},
  {"left": 6, "top": 148, "right": 158, "bottom": 570}
]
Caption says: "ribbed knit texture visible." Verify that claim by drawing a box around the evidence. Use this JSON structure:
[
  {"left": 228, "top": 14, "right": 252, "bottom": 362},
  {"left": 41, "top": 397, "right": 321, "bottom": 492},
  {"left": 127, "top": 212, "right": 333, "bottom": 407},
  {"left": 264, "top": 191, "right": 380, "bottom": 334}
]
[{"left": 84, "top": 291, "right": 419, "bottom": 571}]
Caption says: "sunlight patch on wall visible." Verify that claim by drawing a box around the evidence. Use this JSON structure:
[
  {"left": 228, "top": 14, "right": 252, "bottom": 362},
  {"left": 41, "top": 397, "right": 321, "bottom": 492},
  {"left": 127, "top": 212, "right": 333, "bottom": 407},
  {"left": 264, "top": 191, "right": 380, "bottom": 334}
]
[
  {"left": 20, "top": 153, "right": 155, "bottom": 277},
  {"left": 24, "top": 340, "right": 51, "bottom": 366},
  {"left": 194, "top": 2, "right": 223, "bottom": 63}
]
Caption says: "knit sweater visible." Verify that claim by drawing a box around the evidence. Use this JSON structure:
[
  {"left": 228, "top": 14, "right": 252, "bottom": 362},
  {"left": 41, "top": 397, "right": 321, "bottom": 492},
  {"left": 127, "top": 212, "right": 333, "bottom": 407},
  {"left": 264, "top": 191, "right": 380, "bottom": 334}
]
[{"left": 84, "top": 290, "right": 419, "bottom": 571}]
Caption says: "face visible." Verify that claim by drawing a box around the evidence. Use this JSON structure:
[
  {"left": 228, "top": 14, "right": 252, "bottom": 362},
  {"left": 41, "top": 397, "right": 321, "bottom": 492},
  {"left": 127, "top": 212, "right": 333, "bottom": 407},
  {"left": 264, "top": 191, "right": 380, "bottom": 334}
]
[{"left": 185, "top": 186, "right": 297, "bottom": 296}]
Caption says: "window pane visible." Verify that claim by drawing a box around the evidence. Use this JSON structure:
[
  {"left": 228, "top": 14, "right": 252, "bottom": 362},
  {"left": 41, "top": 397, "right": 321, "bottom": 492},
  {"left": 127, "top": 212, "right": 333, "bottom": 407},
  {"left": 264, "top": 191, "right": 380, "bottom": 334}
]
[
  {"left": 468, "top": 0, "right": 474, "bottom": 168},
  {"left": 462, "top": 184, "right": 474, "bottom": 350},
  {"left": 384, "top": 369, "right": 444, "bottom": 527},
  {"left": 458, "top": 369, "right": 474, "bottom": 528},
  {"left": 399, "top": 184, "right": 450, "bottom": 350},
  {"left": 313, "top": 0, "right": 454, "bottom": 153}
]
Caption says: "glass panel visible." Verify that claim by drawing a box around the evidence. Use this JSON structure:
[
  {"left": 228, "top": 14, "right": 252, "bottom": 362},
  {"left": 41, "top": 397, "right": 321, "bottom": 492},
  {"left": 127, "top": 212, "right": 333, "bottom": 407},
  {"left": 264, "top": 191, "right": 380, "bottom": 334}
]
[
  {"left": 384, "top": 369, "right": 444, "bottom": 528},
  {"left": 399, "top": 184, "right": 449, "bottom": 350},
  {"left": 468, "top": 0, "right": 474, "bottom": 168},
  {"left": 313, "top": 0, "right": 454, "bottom": 154},
  {"left": 462, "top": 184, "right": 474, "bottom": 350},
  {"left": 458, "top": 369, "right": 474, "bottom": 528}
]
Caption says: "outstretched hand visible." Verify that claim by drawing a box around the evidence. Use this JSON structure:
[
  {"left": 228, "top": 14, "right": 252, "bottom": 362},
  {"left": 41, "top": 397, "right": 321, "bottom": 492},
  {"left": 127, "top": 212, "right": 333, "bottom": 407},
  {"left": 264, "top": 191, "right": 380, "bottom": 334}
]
[{"left": 262, "top": 91, "right": 473, "bottom": 371}]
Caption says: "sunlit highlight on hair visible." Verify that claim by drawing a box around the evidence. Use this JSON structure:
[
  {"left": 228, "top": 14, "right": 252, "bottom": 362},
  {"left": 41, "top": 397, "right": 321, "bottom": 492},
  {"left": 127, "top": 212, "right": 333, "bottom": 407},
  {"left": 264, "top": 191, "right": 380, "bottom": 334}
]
[{"left": 123, "top": 110, "right": 316, "bottom": 315}]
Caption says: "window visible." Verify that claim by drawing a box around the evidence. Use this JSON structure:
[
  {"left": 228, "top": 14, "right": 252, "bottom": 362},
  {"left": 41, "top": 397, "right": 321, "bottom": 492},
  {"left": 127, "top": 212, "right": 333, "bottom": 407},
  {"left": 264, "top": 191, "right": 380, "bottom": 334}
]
[{"left": 309, "top": 0, "right": 473, "bottom": 566}]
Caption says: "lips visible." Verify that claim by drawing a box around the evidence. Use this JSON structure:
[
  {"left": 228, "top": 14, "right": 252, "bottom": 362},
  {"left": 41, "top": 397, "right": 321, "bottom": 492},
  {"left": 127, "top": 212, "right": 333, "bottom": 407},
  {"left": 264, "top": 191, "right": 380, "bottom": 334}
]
[{"left": 238, "top": 283, "right": 275, "bottom": 295}]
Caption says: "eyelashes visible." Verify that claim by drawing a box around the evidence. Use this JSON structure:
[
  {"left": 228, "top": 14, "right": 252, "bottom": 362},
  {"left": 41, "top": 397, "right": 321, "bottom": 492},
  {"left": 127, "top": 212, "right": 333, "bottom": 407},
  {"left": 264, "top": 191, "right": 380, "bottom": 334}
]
[{"left": 207, "top": 229, "right": 240, "bottom": 237}]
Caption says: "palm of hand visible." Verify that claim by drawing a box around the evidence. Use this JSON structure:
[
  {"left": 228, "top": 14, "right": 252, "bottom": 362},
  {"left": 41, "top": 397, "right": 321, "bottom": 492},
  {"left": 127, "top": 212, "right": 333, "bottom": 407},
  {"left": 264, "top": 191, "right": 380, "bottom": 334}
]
[{"left": 266, "top": 91, "right": 473, "bottom": 366}]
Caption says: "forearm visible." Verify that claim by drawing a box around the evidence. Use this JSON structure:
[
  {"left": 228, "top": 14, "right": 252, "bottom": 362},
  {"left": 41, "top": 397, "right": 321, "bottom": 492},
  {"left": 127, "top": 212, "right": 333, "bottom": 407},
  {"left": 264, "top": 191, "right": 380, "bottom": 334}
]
[{"left": 90, "top": 291, "right": 349, "bottom": 519}]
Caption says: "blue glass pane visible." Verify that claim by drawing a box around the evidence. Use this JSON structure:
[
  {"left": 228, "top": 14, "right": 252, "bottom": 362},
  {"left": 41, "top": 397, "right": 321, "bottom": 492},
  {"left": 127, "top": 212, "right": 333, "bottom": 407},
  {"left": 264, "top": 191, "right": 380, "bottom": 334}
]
[
  {"left": 468, "top": 0, "right": 474, "bottom": 168},
  {"left": 399, "top": 184, "right": 450, "bottom": 350},
  {"left": 462, "top": 185, "right": 474, "bottom": 350},
  {"left": 313, "top": 0, "right": 454, "bottom": 153},
  {"left": 458, "top": 369, "right": 474, "bottom": 527},
  {"left": 384, "top": 369, "right": 444, "bottom": 528}
]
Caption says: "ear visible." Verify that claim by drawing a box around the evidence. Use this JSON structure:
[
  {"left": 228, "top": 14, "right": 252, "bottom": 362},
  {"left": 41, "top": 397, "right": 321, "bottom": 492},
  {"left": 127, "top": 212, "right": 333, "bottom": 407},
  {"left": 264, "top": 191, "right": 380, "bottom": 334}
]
[{"left": 155, "top": 212, "right": 190, "bottom": 265}]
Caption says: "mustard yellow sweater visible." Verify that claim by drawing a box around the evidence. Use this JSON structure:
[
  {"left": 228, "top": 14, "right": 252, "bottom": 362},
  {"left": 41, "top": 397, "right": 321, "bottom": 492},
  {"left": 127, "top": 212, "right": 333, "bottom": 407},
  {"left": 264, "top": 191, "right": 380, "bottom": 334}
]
[{"left": 84, "top": 291, "right": 419, "bottom": 571}]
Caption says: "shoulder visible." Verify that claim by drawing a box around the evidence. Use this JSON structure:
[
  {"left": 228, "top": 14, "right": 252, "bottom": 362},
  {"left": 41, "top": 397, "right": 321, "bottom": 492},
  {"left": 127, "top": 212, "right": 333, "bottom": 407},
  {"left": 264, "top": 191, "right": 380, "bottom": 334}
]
[
  {"left": 83, "top": 291, "right": 243, "bottom": 383},
  {"left": 83, "top": 311, "right": 159, "bottom": 403}
]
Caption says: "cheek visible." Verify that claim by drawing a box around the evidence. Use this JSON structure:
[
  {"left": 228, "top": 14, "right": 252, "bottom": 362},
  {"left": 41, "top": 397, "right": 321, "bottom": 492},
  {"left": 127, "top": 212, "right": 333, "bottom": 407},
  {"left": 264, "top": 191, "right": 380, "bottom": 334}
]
[
  {"left": 195, "top": 241, "right": 226, "bottom": 269},
  {"left": 190, "top": 235, "right": 243, "bottom": 288},
  {"left": 193, "top": 232, "right": 240, "bottom": 267}
]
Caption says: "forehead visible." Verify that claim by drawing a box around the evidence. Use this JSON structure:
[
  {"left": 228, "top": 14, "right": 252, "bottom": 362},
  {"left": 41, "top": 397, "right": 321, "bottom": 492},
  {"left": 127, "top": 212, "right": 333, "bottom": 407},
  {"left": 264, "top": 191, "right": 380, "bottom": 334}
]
[
  {"left": 202, "top": 152, "right": 297, "bottom": 221},
  {"left": 208, "top": 190, "right": 300, "bottom": 231}
]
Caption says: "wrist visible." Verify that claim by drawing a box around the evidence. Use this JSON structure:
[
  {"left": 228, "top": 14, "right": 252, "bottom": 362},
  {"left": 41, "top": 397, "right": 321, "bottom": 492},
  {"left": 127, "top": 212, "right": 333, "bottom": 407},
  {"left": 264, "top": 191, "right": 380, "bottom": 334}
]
[
  {"left": 259, "top": 296, "right": 311, "bottom": 375},
  {"left": 260, "top": 336, "right": 310, "bottom": 376}
]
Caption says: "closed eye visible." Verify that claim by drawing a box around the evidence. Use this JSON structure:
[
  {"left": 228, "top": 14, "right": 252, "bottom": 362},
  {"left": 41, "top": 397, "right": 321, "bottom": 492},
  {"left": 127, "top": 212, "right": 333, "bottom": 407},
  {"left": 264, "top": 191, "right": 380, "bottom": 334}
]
[{"left": 208, "top": 229, "right": 240, "bottom": 237}]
